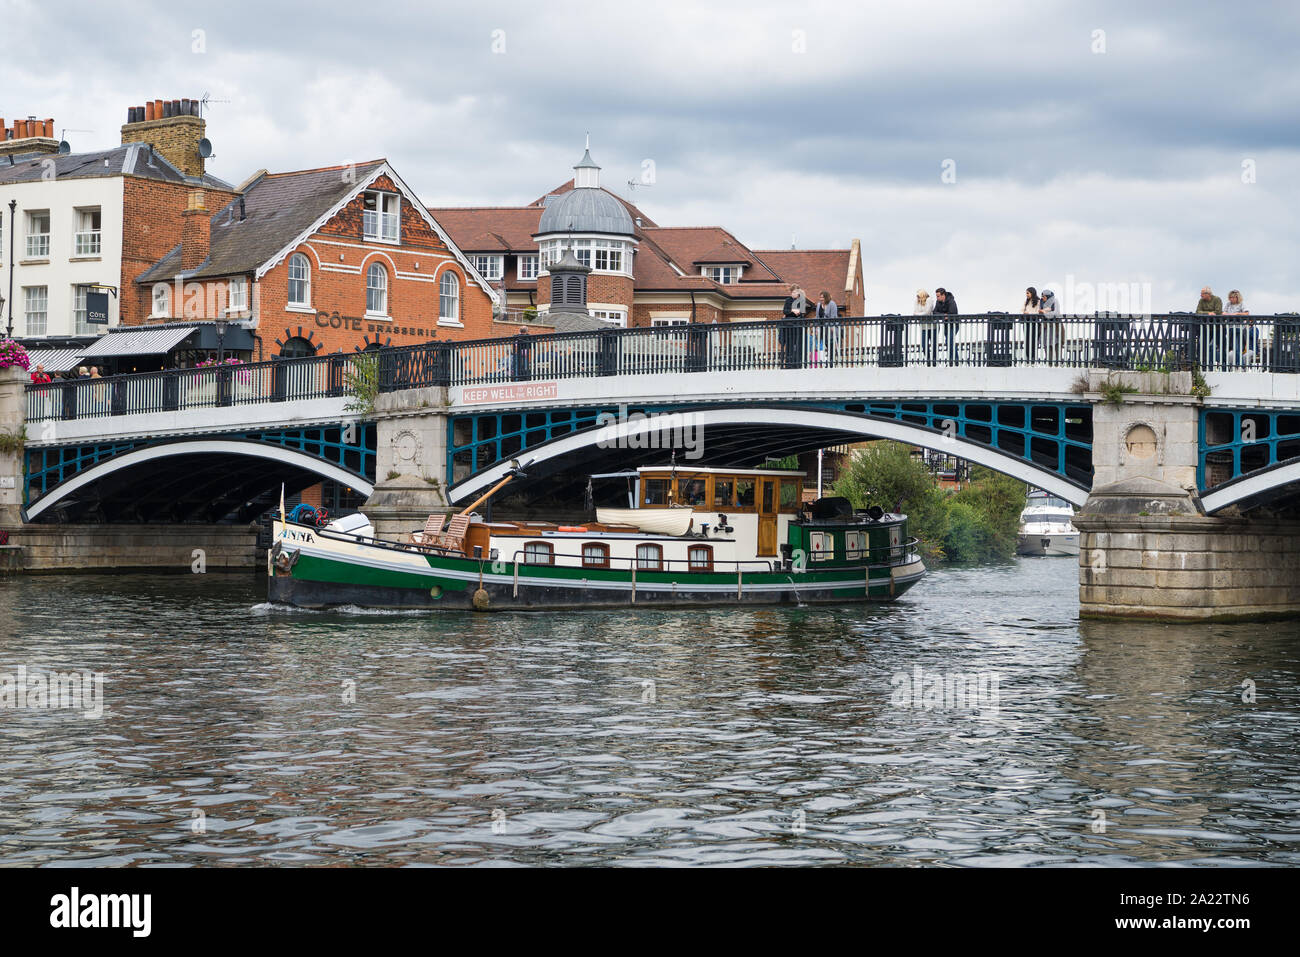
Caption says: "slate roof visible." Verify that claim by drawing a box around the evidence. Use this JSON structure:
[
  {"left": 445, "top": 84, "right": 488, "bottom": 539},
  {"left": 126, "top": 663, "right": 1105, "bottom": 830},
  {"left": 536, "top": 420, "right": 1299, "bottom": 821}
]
[
  {"left": 137, "top": 160, "right": 387, "bottom": 283},
  {"left": 537, "top": 186, "right": 636, "bottom": 236},
  {"left": 0, "top": 143, "right": 231, "bottom": 188}
]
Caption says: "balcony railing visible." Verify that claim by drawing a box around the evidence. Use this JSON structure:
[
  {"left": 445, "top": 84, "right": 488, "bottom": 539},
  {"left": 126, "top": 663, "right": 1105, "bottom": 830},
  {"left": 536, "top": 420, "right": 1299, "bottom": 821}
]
[{"left": 24, "top": 314, "right": 1300, "bottom": 424}]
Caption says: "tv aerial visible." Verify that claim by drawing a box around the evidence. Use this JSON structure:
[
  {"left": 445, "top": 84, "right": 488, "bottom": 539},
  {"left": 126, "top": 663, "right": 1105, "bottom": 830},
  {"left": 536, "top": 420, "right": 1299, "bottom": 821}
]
[{"left": 59, "top": 128, "right": 93, "bottom": 153}]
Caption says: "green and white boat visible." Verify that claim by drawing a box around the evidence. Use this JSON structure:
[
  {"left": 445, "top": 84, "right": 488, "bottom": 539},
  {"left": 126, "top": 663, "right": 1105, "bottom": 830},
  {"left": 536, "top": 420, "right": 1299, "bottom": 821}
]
[{"left": 268, "top": 465, "right": 926, "bottom": 611}]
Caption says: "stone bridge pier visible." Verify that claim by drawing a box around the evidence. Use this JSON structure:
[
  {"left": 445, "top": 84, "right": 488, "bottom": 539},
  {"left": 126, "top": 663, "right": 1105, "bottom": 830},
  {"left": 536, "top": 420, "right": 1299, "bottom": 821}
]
[
  {"left": 361, "top": 385, "right": 452, "bottom": 539},
  {"left": 1075, "top": 370, "right": 1300, "bottom": 621}
]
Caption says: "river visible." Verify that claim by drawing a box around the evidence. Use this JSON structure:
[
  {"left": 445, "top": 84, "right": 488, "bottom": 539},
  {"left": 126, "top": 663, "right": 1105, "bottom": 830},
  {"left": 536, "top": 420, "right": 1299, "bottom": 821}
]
[{"left": 2, "top": 558, "right": 1298, "bottom": 867}]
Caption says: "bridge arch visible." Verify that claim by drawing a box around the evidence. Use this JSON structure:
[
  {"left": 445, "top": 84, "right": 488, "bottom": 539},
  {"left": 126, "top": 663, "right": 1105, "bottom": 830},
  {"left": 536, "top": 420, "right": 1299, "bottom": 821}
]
[
  {"left": 25, "top": 439, "right": 374, "bottom": 522},
  {"left": 1200, "top": 459, "right": 1300, "bottom": 514},
  {"left": 447, "top": 406, "right": 1090, "bottom": 506}
]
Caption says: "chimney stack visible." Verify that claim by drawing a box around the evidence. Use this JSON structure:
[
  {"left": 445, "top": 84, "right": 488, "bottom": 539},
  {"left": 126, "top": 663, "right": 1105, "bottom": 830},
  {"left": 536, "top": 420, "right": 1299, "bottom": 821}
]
[
  {"left": 121, "top": 97, "right": 206, "bottom": 178},
  {"left": 181, "top": 189, "right": 211, "bottom": 270},
  {"left": 0, "top": 115, "right": 61, "bottom": 158}
]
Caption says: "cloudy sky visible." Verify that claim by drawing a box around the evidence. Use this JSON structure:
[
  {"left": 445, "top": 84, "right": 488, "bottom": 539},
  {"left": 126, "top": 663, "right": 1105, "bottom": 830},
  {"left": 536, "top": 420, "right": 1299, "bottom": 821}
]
[{"left": 4, "top": 0, "right": 1297, "bottom": 312}]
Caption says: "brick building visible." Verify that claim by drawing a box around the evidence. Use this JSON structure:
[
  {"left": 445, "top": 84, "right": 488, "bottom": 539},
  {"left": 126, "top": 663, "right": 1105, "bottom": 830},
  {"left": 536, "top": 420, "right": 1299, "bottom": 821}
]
[
  {"left": 0, "top": 98, "right": 236, "bottom": 351},
  {"left": 429, "top": 146, "right": 864, "bottom": 329},
  {"left": 135, "top": 160, "right": 497, "bottom": 358}
]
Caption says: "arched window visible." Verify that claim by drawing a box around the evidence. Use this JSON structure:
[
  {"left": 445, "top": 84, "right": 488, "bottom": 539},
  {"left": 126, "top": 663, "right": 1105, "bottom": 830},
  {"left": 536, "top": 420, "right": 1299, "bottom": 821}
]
[
  {"left": 366, "top": 263, "right": 388, "bottom": 316},
  {"left": 688, "top": 544, "right": 714, "bottom": 572},
  {"left": 439, "top": 272, "right": 459, "bottom": 321},
  {"left": 582, "top": 542, "right": 610, "bottom": 569},
  {"left": 288, "top": 253, "right": 311, "bottom": 307},
  {"left": 635, "top": 544, "right": 662, "bottom": 571},
  {"left": 523, "top": 541, "right": 553, "bottom": 566},
  {"left": 280, "top": 336, "right": 315, "bottom": 358}
]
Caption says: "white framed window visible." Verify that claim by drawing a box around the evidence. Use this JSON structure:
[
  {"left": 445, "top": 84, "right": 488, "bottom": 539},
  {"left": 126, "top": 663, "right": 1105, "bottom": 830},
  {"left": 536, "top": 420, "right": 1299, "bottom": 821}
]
[
  {"left": 366, "top": 263, "right": 388, "bottom": 316},
  {"left": 363, "top": 191, "right": 400, "bottom": 242},
  {"left": 591, "top": 309, "right": 627, "bottom": 327},
  {"left": 651, "top": 316, "right": 689, "bottom": 327},
  {"left": 288, "top": 253, "right": 311, "bottom": 307},
  {"left": 72, "top": 284, "right": 93, "bottom": 334},
  {"left": 703, "top": 265, "right": 741, "bottom": 284},
  {"left": 439, "top": 272, "right": 459, "bottom": 322},
  {"left": 25, "top": 210, "right": 50, "bottom": 258},
  {"left": 74, "top": 207, "right": 102, "bottom": 256},
  {"left": 24, "top": 286, "right": 48, "bottom": 336},
  {"left": 517, "top": 255, "right": 539, "bottom": 281},
  {"left": 809, "top": 531, "right": 834, "bottom": 561},
  {"left": 845, "top": 530, "right": 866, "bottom": 560},
  {"left": 539, "top": 238, "right": 627, "bottom": 274},
  {"left": 227, "top": 276, "right": 248, "bottom": 313},
  {"left": 151, "top": 283, "right": 171, "bottom": 318},
  {"left": 471, "top": 255, "right": 502, "bottom": 280}
]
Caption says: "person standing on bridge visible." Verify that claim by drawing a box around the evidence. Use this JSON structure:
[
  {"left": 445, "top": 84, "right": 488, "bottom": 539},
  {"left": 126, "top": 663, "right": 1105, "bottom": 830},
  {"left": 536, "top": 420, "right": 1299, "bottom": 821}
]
[
  {"left": 1022, "top": 287, "right": 1040, "bottom": 361},
  {"left": 935, "top": 288, "right": 959, "bottom": 365},
  {"left": 813, "top": 291, "right": 838, "bottom": 366},
  {"left": 914, "top": 289, "right": 937, "bottom": 365},
  {"left": 1038, "top": 289, "right": 1063, "bottom": 363},
  {"left": 30, "top": 364, "right": 51, "bottom": 384},
  {"left": 780, "top": 284, "right": 806, "bottom": 368},
  {"left": 1196, "top": 285, "right": 1225, "bottom": 367}
]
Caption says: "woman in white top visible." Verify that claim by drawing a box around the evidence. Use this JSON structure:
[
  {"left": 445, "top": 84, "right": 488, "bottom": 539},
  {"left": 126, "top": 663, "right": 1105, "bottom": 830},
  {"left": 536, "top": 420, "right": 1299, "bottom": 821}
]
[
  {"left": 1223, "top": 290, "right": 1257, "bottom": 367},
  {"left": 914, "top": 289, "right": 937, "bottom": 365}
]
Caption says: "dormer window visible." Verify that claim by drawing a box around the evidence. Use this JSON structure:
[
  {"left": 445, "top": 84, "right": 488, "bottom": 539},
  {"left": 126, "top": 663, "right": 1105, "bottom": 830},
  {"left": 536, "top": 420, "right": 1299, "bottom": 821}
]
[
  {"left": 363, "top": 191, "right": 400, "bottom": 243},
  {"left": 703, "top": 265, "right": 741, "bottom": 284},
  {"left": 517, "top": 255, "right": 539, "bottom": 281},
  {"left": 471, "top": 255, "right": 503, "bottom": 280}
]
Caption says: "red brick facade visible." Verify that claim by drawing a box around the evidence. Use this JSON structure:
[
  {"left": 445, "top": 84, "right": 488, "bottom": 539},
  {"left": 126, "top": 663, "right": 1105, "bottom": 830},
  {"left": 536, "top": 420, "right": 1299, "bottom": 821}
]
[
  {"left": 132, "top": 170, "right": 495, "bottom": 355},
  {"left": 120, "top": 177, "right": 239, "bottom": 329}
]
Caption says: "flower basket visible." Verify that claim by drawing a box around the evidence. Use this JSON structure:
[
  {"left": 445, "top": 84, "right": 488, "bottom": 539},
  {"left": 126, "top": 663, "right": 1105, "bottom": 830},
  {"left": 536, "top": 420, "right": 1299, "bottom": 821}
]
[{"left": 0, "top": 340, "right": 30, "bottom": 372}]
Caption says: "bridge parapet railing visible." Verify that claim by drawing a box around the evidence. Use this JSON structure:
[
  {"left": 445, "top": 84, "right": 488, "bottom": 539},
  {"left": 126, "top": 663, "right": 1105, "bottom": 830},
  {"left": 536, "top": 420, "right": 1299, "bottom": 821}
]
[{"left": 25, "top": 315, "right": 1300, "bottom": 424}]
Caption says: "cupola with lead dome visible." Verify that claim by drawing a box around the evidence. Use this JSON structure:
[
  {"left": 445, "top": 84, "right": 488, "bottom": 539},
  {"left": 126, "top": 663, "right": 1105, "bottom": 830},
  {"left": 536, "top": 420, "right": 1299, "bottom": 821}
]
[{"left": 534, "top": 139, "right": 637, "bottom": 277}]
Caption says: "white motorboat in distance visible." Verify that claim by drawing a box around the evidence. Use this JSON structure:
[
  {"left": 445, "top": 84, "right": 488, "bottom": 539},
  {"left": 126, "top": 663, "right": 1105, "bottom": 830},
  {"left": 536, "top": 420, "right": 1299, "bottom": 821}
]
[{"left": 1016, "top": 489, "right": 1079, "bottom": 557}]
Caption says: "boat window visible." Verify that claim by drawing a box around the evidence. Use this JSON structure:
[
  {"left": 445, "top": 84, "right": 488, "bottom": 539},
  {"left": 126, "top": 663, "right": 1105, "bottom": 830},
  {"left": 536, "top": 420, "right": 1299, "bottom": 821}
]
[
  {"left": 523, "top": 541, "right": 553, "bottom": 565},
  {"left": 845, "top": 530, "right": 866, "bottom": 559},
  {"left": 636, "top": 543, "right": 662, "bottom": 571},
  {"left": 643, "top": 478, "right": 671, "bottom": 506},
  {"left": 713, "top": 477, "right": 734, "bottom": 509},
  {"left": 1035, "top": 512, "right": 1075, "bottom": 524},
  {"left": 735, "top": 479, "right": 755, "bottom": 508},
  {"left": 582, "top": 542, "right": 610, "bottom": 569},
  {"left": 677, "top": 478, "right": 707, "bottom": 508},
  {"left": 762, "top": 482, "right": 775, "bottom": 512},
  {"left": 780, "top": 479, "right": 801, "bottom": 511},
  {"left": 687, "top": 544, "right": 714, "bottom": 572},
  {"left": 809, "top": 530, "right": 834, "bottom": 561}
]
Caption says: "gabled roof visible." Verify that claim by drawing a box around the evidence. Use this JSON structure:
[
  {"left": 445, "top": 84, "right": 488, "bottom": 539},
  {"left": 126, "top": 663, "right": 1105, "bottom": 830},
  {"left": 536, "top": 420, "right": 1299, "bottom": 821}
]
[
  {"left": 0, "top": 142, "right": 231, "bottom": 188},
  {"left": 136, "top": 160, "right": 497, "bottom": 301},
  {"left": 424, "top": 206, "right": 542, "bottom": 252},
  {"left": 753, "top": 249, "right": 856, "bottom": 296}
]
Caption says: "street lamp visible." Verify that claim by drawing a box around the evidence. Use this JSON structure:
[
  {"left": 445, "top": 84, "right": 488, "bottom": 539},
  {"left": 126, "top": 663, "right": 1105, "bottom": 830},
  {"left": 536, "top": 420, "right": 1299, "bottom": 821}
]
[
  {"left": 6, "top": 199, "right": 15, "bottom": 339},
  {"left": 215, "top": 318, "right": 228, "bottom": 363}
]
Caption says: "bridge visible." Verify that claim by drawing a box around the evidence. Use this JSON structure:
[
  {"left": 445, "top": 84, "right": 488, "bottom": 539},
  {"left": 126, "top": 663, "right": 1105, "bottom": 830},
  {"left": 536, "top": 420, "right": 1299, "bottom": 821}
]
[{"left": 5, "top": 313, "right": 1300, "bottom": 619}]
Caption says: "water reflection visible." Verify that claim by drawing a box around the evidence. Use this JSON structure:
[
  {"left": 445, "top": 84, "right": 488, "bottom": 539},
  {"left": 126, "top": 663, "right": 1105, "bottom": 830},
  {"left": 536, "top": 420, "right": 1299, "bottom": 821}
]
[{"left": 0, "top": 560, "right": 1297, "bottom": 866}]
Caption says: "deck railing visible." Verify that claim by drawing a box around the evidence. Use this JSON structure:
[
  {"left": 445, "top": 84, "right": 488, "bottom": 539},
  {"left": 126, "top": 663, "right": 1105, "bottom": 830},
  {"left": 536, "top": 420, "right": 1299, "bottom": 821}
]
[{"left": 25, "top": 314, "right": 1300, "bottom": 423}]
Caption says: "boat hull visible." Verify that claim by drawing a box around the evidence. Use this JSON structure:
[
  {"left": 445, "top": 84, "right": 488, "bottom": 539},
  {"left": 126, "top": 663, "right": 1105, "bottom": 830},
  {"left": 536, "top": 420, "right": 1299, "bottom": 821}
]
[
  {"left": 268, "top": 522, "right": 925, "bottom": 611},
  {"left": 1016, "top": 533, "right": 1080, "bottom": 557}
]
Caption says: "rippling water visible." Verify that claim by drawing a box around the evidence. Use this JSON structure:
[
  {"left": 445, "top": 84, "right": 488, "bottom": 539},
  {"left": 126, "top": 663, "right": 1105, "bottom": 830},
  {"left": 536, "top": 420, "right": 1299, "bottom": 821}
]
[{"left": 2, "top": 559, "right": 1298, "bottom": 867}]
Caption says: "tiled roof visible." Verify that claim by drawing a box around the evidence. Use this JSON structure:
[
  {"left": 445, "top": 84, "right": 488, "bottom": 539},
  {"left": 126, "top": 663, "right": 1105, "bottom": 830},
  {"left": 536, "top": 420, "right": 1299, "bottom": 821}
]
[
  {"left": 137, "top": 160, "right": 387, "bottom": 283},
  {"left": 0, "top": 142, "right": 231, "bottom": 188},
  {"left": 643, "top": 227, "right": 782, "bottom": 281},
  {"left": 424, "top": 206, "right": 542, "bottom": 252},
  {"left": 753, "top": 249, "right": 854, "bottom": 296}
]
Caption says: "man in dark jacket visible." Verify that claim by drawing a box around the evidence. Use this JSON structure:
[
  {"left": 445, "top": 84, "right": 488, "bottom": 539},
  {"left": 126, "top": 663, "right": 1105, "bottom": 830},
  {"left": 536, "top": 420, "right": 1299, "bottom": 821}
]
[
  {"left": 779, "top": 284, "right": 805, "bottom": 368},
  {"left": 935, "top": 288, "right": 960, "bottom": 364}
]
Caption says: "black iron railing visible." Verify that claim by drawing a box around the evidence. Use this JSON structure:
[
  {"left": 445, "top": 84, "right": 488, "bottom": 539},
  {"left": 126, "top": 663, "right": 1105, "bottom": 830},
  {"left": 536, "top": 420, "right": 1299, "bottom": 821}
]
[{"left": 25, "top": 314, "right": 1300, "bottom": 423}]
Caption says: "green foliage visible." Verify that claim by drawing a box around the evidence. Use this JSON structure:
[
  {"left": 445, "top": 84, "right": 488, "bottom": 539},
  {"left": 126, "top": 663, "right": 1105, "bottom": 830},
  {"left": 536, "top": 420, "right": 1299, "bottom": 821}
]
[
  {"left": 833, "top": 442, "right": 1024, "bottom": 564},
  {"left": 0, "top": 426, "right": 25, "bottom": 456},
  {"left": 1191, "top": 366, "right": 1212, "bottom": 398},
  {"left": 344, "top": 353, "right": 379, "bottom": 417},
  {"left": 1099, "top": 379, "right": 1139, "bottom": 407},
  {"left": 763, "top": 454, "right": 800, "bottom": 470}
]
